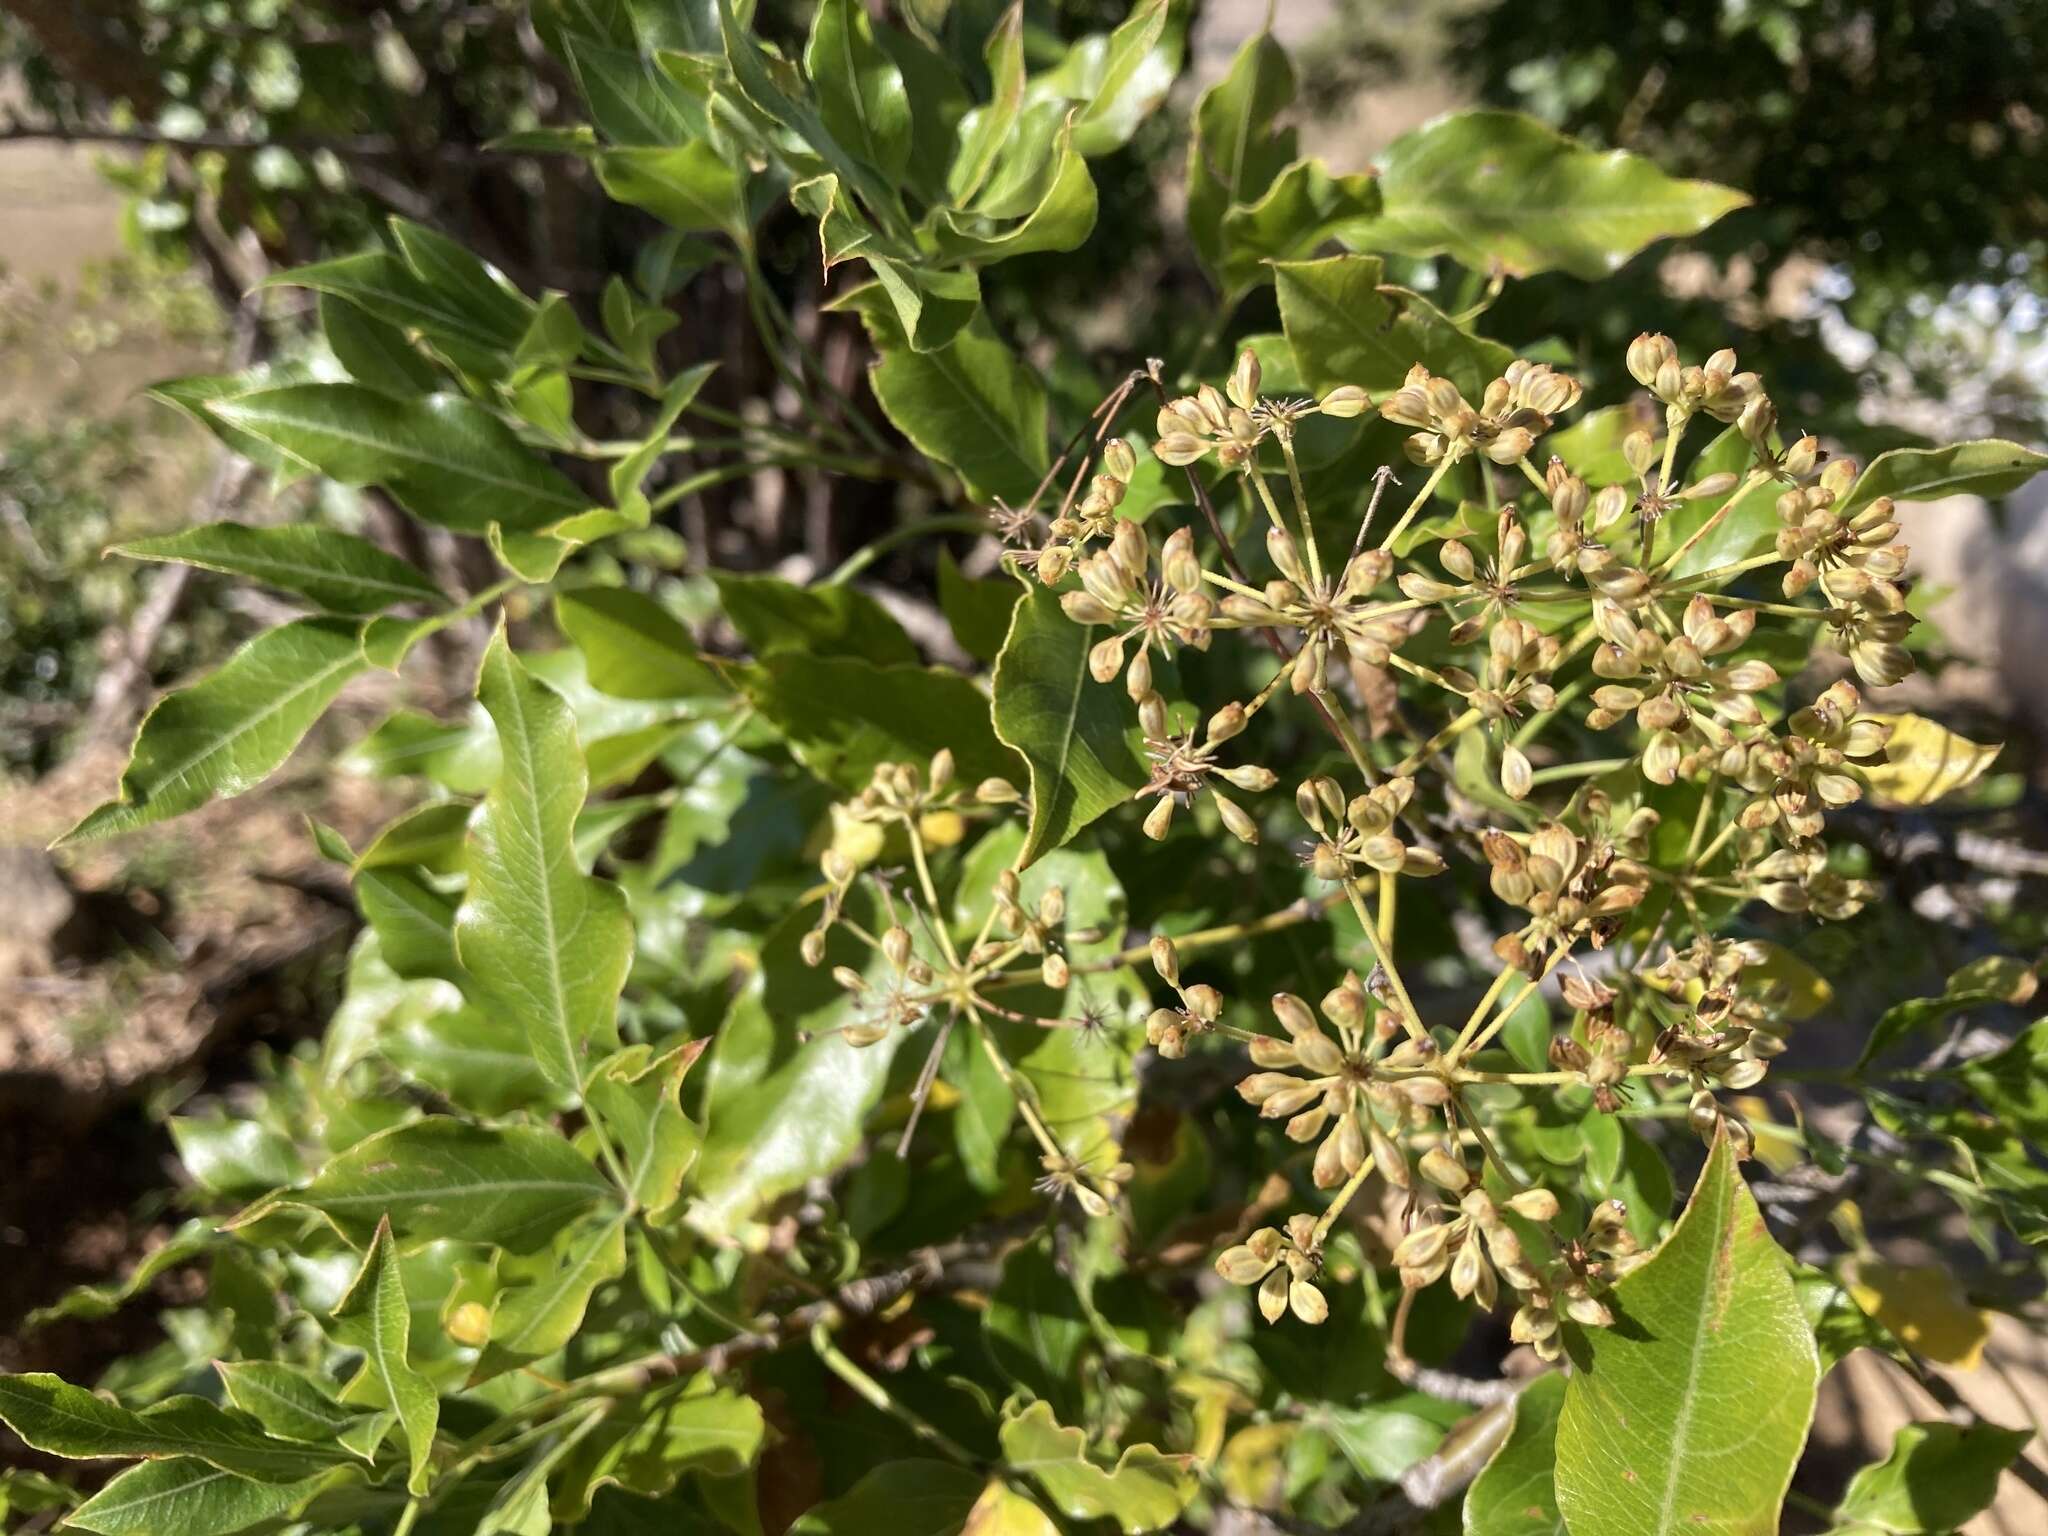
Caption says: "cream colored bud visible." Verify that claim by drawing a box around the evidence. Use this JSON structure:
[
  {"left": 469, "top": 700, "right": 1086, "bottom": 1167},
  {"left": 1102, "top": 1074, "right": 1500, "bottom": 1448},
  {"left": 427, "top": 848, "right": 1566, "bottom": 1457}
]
[
  {"left": 1230, "top": 347, "right": 1262, "bottom": 410},
  {"left": 1102, "top": 437, "right": 1136, "bottom": 482},
  {"left": 1150, "top": 934, "right": 1180, "bottom": 985},
  {"left": 1319, "top": 384, "right": 1370, "bottom": 418}
]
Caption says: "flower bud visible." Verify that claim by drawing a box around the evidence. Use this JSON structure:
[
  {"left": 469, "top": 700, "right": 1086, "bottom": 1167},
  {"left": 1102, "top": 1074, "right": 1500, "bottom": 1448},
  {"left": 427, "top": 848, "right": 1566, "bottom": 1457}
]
[
  {"left": 1102, "top": 437, "right": 1136, "bottom": 482},
  {"left": 1319, "top": 384, "right": 1370, "bottom": 418},
  {"left": 1150, "top": 934, "right": 1180, "bottom": 985}
]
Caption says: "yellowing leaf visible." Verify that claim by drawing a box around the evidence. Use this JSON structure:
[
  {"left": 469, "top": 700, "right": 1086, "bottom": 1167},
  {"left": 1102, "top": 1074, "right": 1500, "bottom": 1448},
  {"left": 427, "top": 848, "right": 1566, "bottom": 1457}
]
[
  {"left": 962, "top": 1480, "right": 1060, "bottom": 1536},
  {"left": 1863, "top": 714, "right": 2000, "bottom": 807},
  {"left": 1846, "top": 1262, "right": 1992, "bottom": 1370}
]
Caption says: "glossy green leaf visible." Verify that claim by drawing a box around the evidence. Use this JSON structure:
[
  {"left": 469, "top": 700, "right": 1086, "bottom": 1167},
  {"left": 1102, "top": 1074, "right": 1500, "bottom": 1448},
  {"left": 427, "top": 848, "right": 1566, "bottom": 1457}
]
[
  {"left": 1791, "top": 1261, "right": 1911, "bottom": 1371},
  {"left": 1030, "top": 0, "right": 1178, "bottom": 158},
  {"left": 322, "top": 291, "right": 438, "bottom": 394},
  {"left": 998, "top": 1400, "right": 1195, "bottom": 1534},
  {"left": 711, "top": 570, "right": 918, "bottom": 666},
  {"left": 556, "top": 587, "right": 722, "bottom": 700},
  {"left": 1841, "top": 438, "right": 2048, "bottom": 515},
  {"left": 984, "top": 1241, "right": 1090, "bottom": 1415},
  {"left": 331, "top": 1219, "right": 438, "bottom": 1495},
  {"left": 483, "top": 1210, "right": 630, "bottom": 1365},
  {"left": 1275, "top": 253, "right": 1514, "bottom": 402},
  {"left": 1341, "top": 110, "right": 1748, "bottom": 280},
  {"left": 65, "top": 1459, "right": 341, "bottom": 1536},
  {"left": 690, "top": 893, "right": 913, "bottom": 1239},
  {"left": 1462, "top": 1373, "right": 1566, "bottom": 1536},
  {"left": 929, "top": 113, "right": 1097, "bottom": 263},
  {"left": 1859, "top": 955, "right": 2035, "bottom": 1067},
  {"left": 275, "top": 1118, "right": 613, "bottom": 1251},
  {"left": 0, "top": 1374, "right": 344, "bottom": 1480},
  {"left": 836, "top": 287, "right": 1048, "bottom": 504},
  {"left": 806, "top": 0, "right": 911, "bottom": 182},
  {"left": 206, "top": 385, "right": 586, "bottom": 534},
  {"left": 456, "top": 633, "right": 635, "bottom": 1103},
  {"left": 1216, "top": 160, "right": 1381, "bottom": 299},
  {"left": 596, "top": 144, "right": 746, "bottom": 237},
  {"left": 938, "top": 548, "right": 1022, "bottom": 663},
  {"left": 215, "top": 1362, "right": 387, "bottom": 1460},
  {"left": 949, "top": 4, "right": 1027, "bottom": 204},
  {"left": 1828, "top": 1420, "right": 2030, "bottom": 1535},
  {"left": 586, "top": 1040, "right": 706, "bottom": 1213},
  {"left": 550, "top": 1382, "right": 767, "bottom": 1519},
  {"left": 1186, "top": 28, "right": 1296, "bottom": 284},
  {"left": 169, "top": 1116, "right": 304, "bottom": 1200},
  {"left": 991, "top": 579, "right": 1148, "bottom": 867},
  {"left": 737, "top": 652, "right": 1021, "bottom": 796},
  {"left": 62, "top": 619, "right": 366, "bottom": 843},
  {"left": 276, "top": 249, "right": 529, "bottom": 379},
  {"left": 789, "top": 1460, "right": 985, "bottom": 1536},
  {"left": 380, "top": 1000, "right": 555, "bottom": 1115},
  {"left": 114, "top": 521, "right": 445, "bottom": 617},
  {"left": 1555, "top": 1129, "right": 1818, "bottom": 1535}
]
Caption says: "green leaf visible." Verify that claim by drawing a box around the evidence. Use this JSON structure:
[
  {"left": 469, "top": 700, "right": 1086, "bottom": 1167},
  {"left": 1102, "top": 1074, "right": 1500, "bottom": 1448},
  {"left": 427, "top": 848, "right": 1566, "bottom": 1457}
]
[
  {"left": 1186, "top": 29, "right": 1296, "bottom": 284},
  {"left": 556, "top": 587, "right": 722, "bottom": 700},
  {"left": 938, "top": 548, "right": 1022, "bottom": 663},
  {"left": 737, "top": 653, "right": 1021, "bottom": 797},
  {"left": 550, "top": 1382, "right": 767, "bottom": 1519},
  {"left": 274, "top": 1118, "right": 613, "bottom": 1251},
  {"left": 586, "top": 1040, "right": 706, "bottom": 1213},
  {"left": 1860, "top": 955, "right": 2036, "bottom": 1067},
  {"left": 65, "top": 1459, "right": 340, "bottom": 1536},
  {"left": 61, "top": 619, "right": 366, "bottom": 843},
  {"left": 114, "top": 522, "right": 445, "bottom": 617},
  {"left": 215, "top": 1362, "right": 387, "bottom": 1460},
  {"left": 331, "top": 1219, "right": 438, "bottom": 1496},
  {"left": 949, "top": 4, "right": 1027, "bottom": 205},
  {"left": 206, "top": 385, "right": 586, "bottom": 534},
  {"left": 380, "top": 999, "right": 555, "bottom": 1115},
  {"left": 998, "top": 1400, "right": 1195, "bottom": 1534},
  {"left": 1841, "top": 439, "right": 2048, "bottom": 515},
  {"left": 929, "top": 112, "right": 1098, "bottom": 263},
  {"left": 1791, "top": 1261, "right": 1911, "bottom": 1372},
  {"left": 806, "top": 0, "right": 912, "bottom": 183},
  {"left": 456, "top": 632, "right": 635, "bottom": 1103},
  {"left": 789, "top": 1460, "right": 986, "bottom": 1536},
  {"left": 1216, "top": 160, "right": 1381, "bottom": 299},
  {"left": 835, "top": 289, "right": 1048, "bottom": 504},
  {"left": 1957, "top": 1015, "right": 2048, "bottom": 1142},
  {"left": 0, "top": 1375, "right": 345, "bottom": 1480},
  {"left": 1274, "top": 253, "right": 1513, "bottom": 402},
  {"left": 277, "top": 250, "right": 529, "bottom": 379},
  {"left": 321, "top": 292, "right": 439, "bottom": 395},
  {"left": 1829, "top": 1420, "right": 2030, "bottom": 1535},
  {"left": 169, "top": 1116, "right": 304, "bottom": 1200},
  {"left": 690, "top": 893, "right": 913, "bottom": 1239},
  {"left": 711, "top": 570, "right": 918, "bottom": 667},
  {"left": 984, "top": 1241, "right": 1090, "bottom": 1415},
  {"left": 991, "top": 578, "right": 1148, "bottom": 867},
  {"left": 344, "top": 708, "right": 499, "bottom": 792},
  {"left": 1318, "top": 1402, "right": 1445, "bottom": 1486},
  {"left": 24, "top": 1220, "right": 213, "bottom": 1328},
  {"left": 1555, "top": 1129, "right": 1818, "bottom": 1535},
  {"left": 482, "top": 1210, "right": 630, "bottom": 1365},
  {"left": 1030, "top": 0, "right": 1179, "bottom": 159},
  {"left": 1462, "top": 1373, "right": 1566, "bottom": 1535},
  {"left": 596, "top": 144, "right": 746, "bottom": 238},
  {"left": 1341, "top": 111, "right": 1747, "bottom": 280}
]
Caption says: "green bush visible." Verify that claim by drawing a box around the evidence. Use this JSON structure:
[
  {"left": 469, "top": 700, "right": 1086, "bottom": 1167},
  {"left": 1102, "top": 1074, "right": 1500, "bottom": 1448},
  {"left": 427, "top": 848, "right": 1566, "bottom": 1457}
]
[{"left": 6, "top": 4, "right": 2047, "bottom": 1534}]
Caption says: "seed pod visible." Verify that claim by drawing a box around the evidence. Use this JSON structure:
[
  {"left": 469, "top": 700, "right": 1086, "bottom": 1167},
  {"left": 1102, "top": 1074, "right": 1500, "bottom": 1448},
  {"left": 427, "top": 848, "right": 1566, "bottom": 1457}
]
[
  {"left": 1214, "top": 793, "right": 1260, "bottom": 844},
  {"left": 1142, "top": 795, "right": 1175, "bottom": 840},
  {"left": 1319, "top": 383, "right": 1370, "bottom": 418},
  {"left": 1102, "top": 436, "right": 1136, "bottom": 481},
  {"left": 1183, "top": 983, "right": 1224, "bottom": 1021},
  {"left": 1419, "top": 1146, "right": 1470, "bottom": 1192},
  {"left": 882, "top": 926, "right": 912, "bottom": 969},
  {"left": 1215, "top": 1242, "right": 1274, "bottom": 1285},
  {"left": 800, "top": 929, "right": 828, "bottom": 967},
  {"left": 1150, "top": 934, "right": 1181, "bottom": 985},
  {"left": 1230, "top": 347, "right": 1262, "bottom": 410},
  {"left": 1370, "top": 1123, "right": 1409, "bottom": 1188}
]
